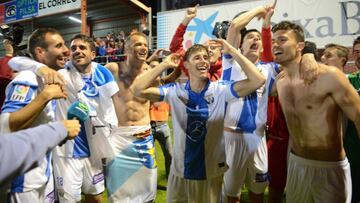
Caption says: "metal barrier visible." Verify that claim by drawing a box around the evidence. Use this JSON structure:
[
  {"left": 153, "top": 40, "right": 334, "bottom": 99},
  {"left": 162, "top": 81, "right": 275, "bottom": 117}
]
[{"left": 94, "top": 54, "right": 126, "bottom": 65}]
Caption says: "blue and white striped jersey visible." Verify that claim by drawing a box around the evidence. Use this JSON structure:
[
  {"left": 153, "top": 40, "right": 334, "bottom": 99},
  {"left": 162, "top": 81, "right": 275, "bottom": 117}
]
[
  {"left": 1, "top": 71, "right": 54, "bottom": 193},
  {"left": 221, "top": 54, "right": 280, "bottom": 135},
  {"left": 159, "top": 80, "right": 239, "bottom": 180},
  {"left": 54, "top": 61, "right": 118, "bottom": 158}
]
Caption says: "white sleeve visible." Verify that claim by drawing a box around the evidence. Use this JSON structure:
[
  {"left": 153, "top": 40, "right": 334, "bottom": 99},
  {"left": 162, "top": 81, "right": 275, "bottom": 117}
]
[
  {"left": 8, "top": 56, "right": 45, "bottom": 73},
  {"left": 159, "top": 83, "right": 177, "bottom": 103},
  {"left": 217, "top": 81, "right": 240, "bottom": 102},
  {"left": 0, "top": 113, "right": 10, "bottom": 133}
]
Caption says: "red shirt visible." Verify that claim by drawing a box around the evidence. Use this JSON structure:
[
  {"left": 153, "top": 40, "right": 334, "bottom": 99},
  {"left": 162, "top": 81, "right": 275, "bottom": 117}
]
[
  {"left": 0, "top": 56, "right": 13, "bottom": 80},
  {"left": 0, "top": 56, "right": 13, "bottom": 110},
  {"left": 169, "top": 24, "right": 222, "bottom": 82}
]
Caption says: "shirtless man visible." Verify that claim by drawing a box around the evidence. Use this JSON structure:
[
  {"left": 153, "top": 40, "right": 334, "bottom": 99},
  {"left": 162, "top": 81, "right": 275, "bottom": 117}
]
[
  {"left": 105, "top": 32, "right": 173, "bottom": 202},
  {"left": 272, "top": 21, "right": 360, "bottom": 203}
]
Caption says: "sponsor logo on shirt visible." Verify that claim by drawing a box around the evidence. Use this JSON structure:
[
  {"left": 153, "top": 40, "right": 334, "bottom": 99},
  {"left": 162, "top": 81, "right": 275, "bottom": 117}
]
[
  {"left": 92, "top": 172, "right": 104, "bottom": 184},
  {"left": 10, "top": 85, "right": 29, "bottom": 102},
  {"left": 254, "top": 172, "right": 270, "bottom": 183},
  {"left": 187, "top": 120, "right": 206, "bottom": 142}
]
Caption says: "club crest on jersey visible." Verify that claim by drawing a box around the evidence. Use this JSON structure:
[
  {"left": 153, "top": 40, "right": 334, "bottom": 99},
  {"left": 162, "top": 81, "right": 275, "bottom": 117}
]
[
  {"left": 10, "top": 85, "right": 29, "bottom": 102},
  {"left": 204, "top": 94, "right": 214, "bottom": 104}
]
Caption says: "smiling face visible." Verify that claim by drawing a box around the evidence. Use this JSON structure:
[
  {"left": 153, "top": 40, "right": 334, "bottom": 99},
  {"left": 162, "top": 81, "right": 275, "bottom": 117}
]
[
  {"left": 184, "top": 45, "right": 210, "bottom": 81},
  {"left": 272, "top": 30, "right": 303, "bottom": 66},
  {"left": 70, "top": 38, "right": 96, "bottom": 72},
  {"left": 40, "top": 33, "right": 69, "bottom": 70},
  {"left": 125, "top": 33, "right": 148, "bottom": 62},
  {"left": 241, "top": 30, "right": 262, "bottom": 60},
  {"left": 271, "top": 21, "right": 305, "bottom": 67}
]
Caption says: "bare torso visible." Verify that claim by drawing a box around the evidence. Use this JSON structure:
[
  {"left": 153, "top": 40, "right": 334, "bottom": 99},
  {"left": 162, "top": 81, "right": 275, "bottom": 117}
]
[
  {"left": 110, "top": 62, "right": 151, "bottom": 126},
  {"left": 277, "top": 65, "right": 345, "bottom": 161}
]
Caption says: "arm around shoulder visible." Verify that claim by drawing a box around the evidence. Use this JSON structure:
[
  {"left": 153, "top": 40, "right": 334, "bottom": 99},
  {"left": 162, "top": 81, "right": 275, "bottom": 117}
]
[{"left": 328, "top": 67, "right": 360, "bottom": 138}]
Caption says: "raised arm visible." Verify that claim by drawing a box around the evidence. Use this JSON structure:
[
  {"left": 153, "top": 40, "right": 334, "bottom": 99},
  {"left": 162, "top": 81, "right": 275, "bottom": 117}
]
[
  {"left": 329, "top": 67, "right": 360, "bottom": 138},
  {"left": 130, "top": 54, "right": 180, "bottom": 101},
  {"left": 227, "top": 6, "right": 268, "bottom": 48},
  {"left": 169, "top": 4, "right": 198, "bottom": 54},
  {"left": 261, "top": 2, "right": 275, "bottom": 62},
  {"left": 218, "top": 39, "right": 265, "bottom": 97},
  {"left": 8, "top": 56, "right": 65, "bottom": 86},
  {"left": 146, "top": 48, "right": 164, "bottom": 64}
]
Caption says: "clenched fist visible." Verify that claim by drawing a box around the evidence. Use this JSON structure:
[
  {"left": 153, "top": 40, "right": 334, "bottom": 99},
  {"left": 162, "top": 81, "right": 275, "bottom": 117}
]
[{"left": 61, "top": 119, "right": 81, "bottom": 139}]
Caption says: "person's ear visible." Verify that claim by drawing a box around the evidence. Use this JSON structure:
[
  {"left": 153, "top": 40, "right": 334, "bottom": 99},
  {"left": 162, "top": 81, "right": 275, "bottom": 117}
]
[
  {"left": 184, "top": 61, "right": 189, "bottom": 70},
  {"left": 34, "top": 47, "right": 46, "bottom": 60},
  {"left": 297, "top": 42, "right": 305, "bottom": 52},
  {"left": 341, "top": 57, "right": 347, "bottom": 66},
  {"left": 91, "top": 50, "right": 96, "bottom": 60}
]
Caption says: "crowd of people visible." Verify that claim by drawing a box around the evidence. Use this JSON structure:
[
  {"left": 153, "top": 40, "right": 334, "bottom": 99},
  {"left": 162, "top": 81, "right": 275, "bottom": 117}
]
[
  {"left": 94, "top": 28, "right": 143, "bottom": 64},
  {"left": 94, "top": 31, "right": 126, "bottom": 64},
  {"left": 0, "top": 1, "right": 359, "bottom": 203}
]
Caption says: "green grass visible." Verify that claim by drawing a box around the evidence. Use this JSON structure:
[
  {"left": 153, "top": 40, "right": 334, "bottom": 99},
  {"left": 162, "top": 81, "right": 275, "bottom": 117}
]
[{"left": 154, "top": 139, "right": 167, "bottom": 202}]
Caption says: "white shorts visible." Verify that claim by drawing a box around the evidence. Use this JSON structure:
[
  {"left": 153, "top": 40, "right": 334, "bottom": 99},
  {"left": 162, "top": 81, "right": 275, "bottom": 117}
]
[
  {"left": 286, "top": 152, "right": 352, "bottom": 203},
  {"left": 166, "top": 171, "right": 223, "bottom": 203},
  {"left": 53, "top": 155, "right": 105, "bottom": 202},
  {"left": 223, "top": 131, "right": 269, "bottom": 197},
  {"left": 7, "top": 176, "right": 55, "bottom": 203},
  {"left": 106, "top": 126, "right": 157, "bottom": 203}
]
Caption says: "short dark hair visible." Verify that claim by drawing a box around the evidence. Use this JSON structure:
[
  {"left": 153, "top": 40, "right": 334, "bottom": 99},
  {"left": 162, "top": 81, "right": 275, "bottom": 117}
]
[
  {"left": 28, "top": 28, "right": 61, "bottom": 59},
  {"left": 272, "top": 21, "right": 305, "bottom": 42},
  {"left": 302, "top": 41, "right": 318, "bottom": 59},
  {"left": 353, "top": 36, "right": 360, "bottom": 48},
  {"left": 71, "top": 34, "right": 96, "bottom": 52},
  {"left": 184, "top": 44, "right": 208, "bottom": 61},
  {"left": 241, "top": 28, "right": 260, "bottom": 46}
]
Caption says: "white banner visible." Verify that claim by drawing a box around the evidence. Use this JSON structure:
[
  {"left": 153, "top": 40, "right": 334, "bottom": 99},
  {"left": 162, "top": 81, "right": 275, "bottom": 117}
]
[
  {"left": 157, "top": 0, "right": 360, "bottom": 49},
  {"left": 38, "top": 0, "right": 80, "bottom": 17}
]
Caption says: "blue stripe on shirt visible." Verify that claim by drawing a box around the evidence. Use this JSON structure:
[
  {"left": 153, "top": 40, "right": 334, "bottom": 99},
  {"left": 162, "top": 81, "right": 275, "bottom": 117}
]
[
  {"left": 11, "top": 175, "right": 24, "bottom": 192},
  {"left": 222, "top": 67, "right": 232, "bottom": 81},
  {"left": 268, "top": 78, "right": 275, "bottom": 97},
  {"left": 73, "top": 121, "right": 90, "bottom": 158},
  {"left": 45, "top": 153, "right": 52, "bottom": 180},
  {"left": 237, "top": 92, "right": 258, "bottom": 133},
  {"left": 183, "top": 81, "right": 209, "bottom": 180}
]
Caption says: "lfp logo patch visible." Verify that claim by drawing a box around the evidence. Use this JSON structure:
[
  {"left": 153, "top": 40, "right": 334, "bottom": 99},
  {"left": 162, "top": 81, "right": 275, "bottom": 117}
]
[{"left": 10, "top": 85, "right": 29, "bottom": 102}]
